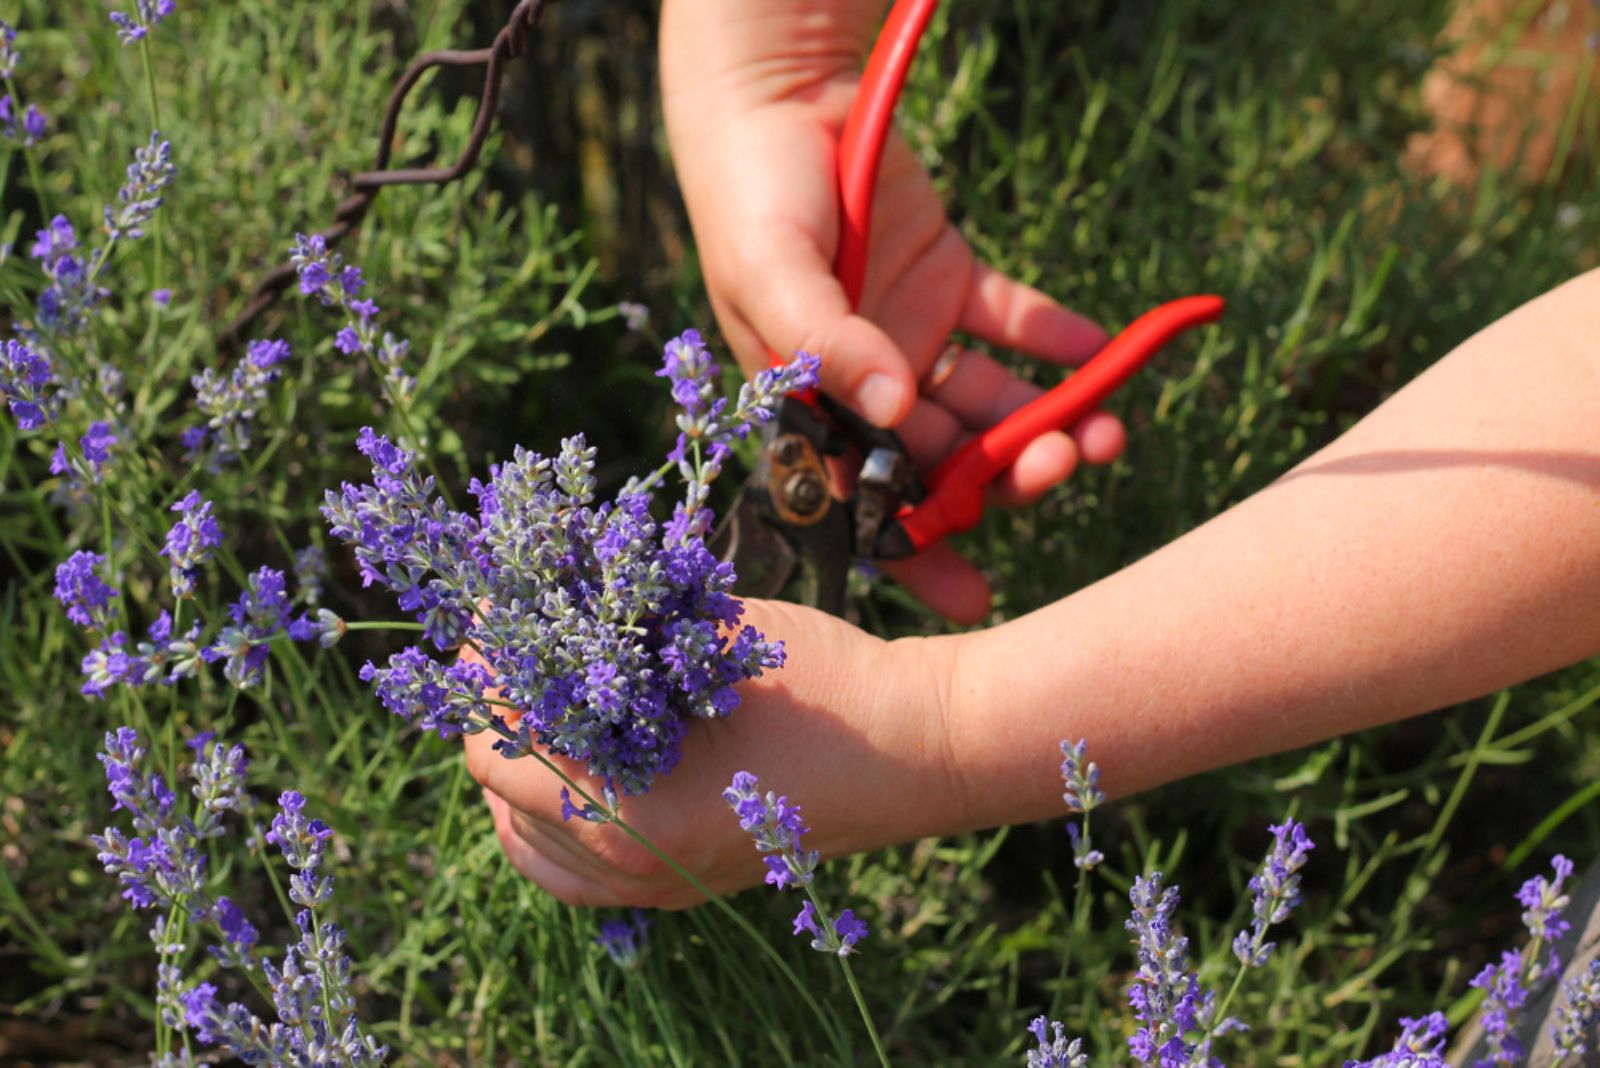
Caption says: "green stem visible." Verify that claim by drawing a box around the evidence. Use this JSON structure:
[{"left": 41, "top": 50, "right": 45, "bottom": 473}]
[
  {"left": 476, "top": 721, "right": 853, "bottom": 1064},
  {"left": 137, "top": 36, "right": 165, "bottom": 289}
]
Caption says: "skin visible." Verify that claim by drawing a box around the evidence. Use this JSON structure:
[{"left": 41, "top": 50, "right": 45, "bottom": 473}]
[{"left": 465, "top": 2, "right": 1600, "bottom": 908}]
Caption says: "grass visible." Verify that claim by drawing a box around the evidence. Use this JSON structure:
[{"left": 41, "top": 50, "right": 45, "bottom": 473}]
[{"left": 3, "top": 0, "right": 1600, "bottom": 1064}]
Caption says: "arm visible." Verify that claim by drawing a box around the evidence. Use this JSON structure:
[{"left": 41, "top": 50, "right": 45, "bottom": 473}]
[
  {"left": 943, "top": 267, "right": 1600, "bottom": 825},
  {"left": 468, "top": 272, "right": 1600, "bottom": 909}
]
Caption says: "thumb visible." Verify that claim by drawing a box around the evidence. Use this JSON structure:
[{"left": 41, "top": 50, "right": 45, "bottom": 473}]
[{"left": 722, "top": 223, "right": 917, "bottom": 428}]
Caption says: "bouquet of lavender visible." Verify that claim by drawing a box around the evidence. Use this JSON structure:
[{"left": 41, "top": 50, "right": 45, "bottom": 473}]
[{"left": 322, "top": 319, "right": 819, "bottom": 804}]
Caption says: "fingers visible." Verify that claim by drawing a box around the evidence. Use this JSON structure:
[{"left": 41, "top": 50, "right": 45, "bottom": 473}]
[
  {"left": 877, "top": 542, "right": 993, "bottom": 626},
  {"left": 958, "top": 263, "right": 1108, "bottom": 366},
  {"left": 721, "top": 223, "right": 918, "bottom": 428}
]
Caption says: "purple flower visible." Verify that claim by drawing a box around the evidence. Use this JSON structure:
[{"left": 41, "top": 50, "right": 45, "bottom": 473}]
[
  {"left": 0, "top": 19, "right": 18, "bottom": 79},
  {"left": 108, "top": 0, "right": 176, "bottom": 45},
  {"left": 191, "top": 338, "right": 291, "bottom": 462},
  {"left": 104, "top": 133, "right": 176, "bottom": 241},
  {"left": 30, "top": 215, "right": 107, "bottom": 334},
  {"left": 1344, "top": 1013, "right": 1450, "bottom": 1067},
  {"left": 1126, "top": 872, "right": 1206, "bottom": 1065},
  {"left": 55, "top": 550, "right": 118, "bottom": 629},
  {"left": 792, "top": 900, "right": 870, "bottom": 957},
  {"left": 203, "top": 566, "right": 316, "bottom": 687},
  {"left": 1467, "top": 854, "right": 1575, "bottom": 1065},
  {"left": 152, "top": 288, "right": 172, "bottom": 308},
  {"left": 92, "top": 727, "right": 388, "bottom": 1065},
  {"left": 1232, "top": 818, "right": 1314, "bottom": 968},
  {"left": 161, "top": 491, "right": 222, "bottom": 597},
  {"left": 1552, "top": 958, "right": 1600, "bottom": 1061},
  {"left": 1060, "top": 739, "right": 1105, "bottom": 871},
  {"left": 1026, "top": 1016, "right": 1088, "bottom": 1068},
  {"left": 723, "top": 770, "right": 816, "bottom": 890},
  {"left": 595, "top": 909, "right": 651, "bottom": 968},
  {"left": 289, "top": 236, "right": 413, "bottom": 403},
  {"left": 0, "top": 92, "right": 45, "bottom": 145},
  {"left": 0, "top": 337, "right": 56, "bottom": 429}
]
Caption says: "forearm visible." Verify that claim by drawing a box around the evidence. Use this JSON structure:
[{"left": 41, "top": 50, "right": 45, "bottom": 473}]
[{"left": 939, "top": 268, "right": 1600, "bottom": 829}]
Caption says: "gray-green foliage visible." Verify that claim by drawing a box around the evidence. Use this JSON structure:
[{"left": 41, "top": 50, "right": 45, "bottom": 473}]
[{"left": 3, "top": 0, "right": 1600, "bottom": 1063}]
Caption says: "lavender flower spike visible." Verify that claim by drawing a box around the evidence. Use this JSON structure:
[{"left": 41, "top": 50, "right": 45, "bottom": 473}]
[
  {"left": 104, "top": 133, "right": 176, "bottom": 241},
  {"left": 595, "top": 909, "right": 651, "bottom": 969},
  {"left": 1552, "top": 958, "right": 1600, "bottom": 1062},
  {"left": 1059, "top": 738, "right": 1105, "bottom": 871},
  {"left": 1126, "top": 872, "right": 1205, "bottom": 1066},
  {"left": 723, "top": 770, "right": 818, "bottom": 890},
  {"left": 0, "top": 19, "right": 19, "bottom": 79},
  {"left": 1343, "top": 1012, "right": 1450, "bottom": 1068},
  {"left": 161, "top": 490, "right": 222, "bottom": 597},
  {"left": 1025, "top": 1016, "right": 1088, "bottom": 1068},
  {"left": 0, "top": 337, "right": 57, "bottom": 429},
  {"left": 109, "top": 0, "right": 176, "bottom": 45},
  {"left": 1469, "top": 854, "right": 1576, "bottom": 1065},
  {"left": 1232, "top": 818, "right": 1315, "bottom": 967},
  {"left": 55, "top": 550, "right": 119, "bottom": 630}
]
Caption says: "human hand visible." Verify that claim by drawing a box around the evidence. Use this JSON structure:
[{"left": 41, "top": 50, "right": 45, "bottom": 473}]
[
  {"left": 462, "top": 599, "right": 964, "bottom": 910},
  {"left": 661, "top": 0, "right": 1126, "bottom": 622}
]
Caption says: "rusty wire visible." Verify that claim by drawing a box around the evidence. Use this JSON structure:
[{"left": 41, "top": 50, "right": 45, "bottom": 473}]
[{"left": 218, "top": 0, "right": 553, "bottom": 352}]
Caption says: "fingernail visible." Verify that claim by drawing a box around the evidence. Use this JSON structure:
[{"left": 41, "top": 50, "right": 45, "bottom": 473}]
[{"left": 854, "top": 373, "right": 904, "bottom": 426}]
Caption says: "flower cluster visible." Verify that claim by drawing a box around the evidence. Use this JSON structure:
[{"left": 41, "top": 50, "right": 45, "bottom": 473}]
[
  {"left": 595, "top": 909, "right": 652, "bottom": 969},
  {"left": 54, "top": 550, "right": 119, "bottom": 629},
  {"left": 161, "top": 490, "right": 222, "bottom": 597},
  {"left": 93, "top": 728, "right": 386, "bottom": 1065},
  {"left": 203, "top": 566, "right": 316, "bottom": 688},
  {"left": 1233, "top": 818, "right": 1315, "bottom": 968},
  {"left": 1125, "top": 872, "right": 1208, "bottom": 1065},
  {"left": 50, "top": 420, "right": 118, "bottom": 489},
  {"left": 1469, "top": 854, "right": 1574, "bottom": 1064},
  {"left": 30, "top": 214, "right": 105, "bottom": 335},
  {"left": 2, "top": 338, "right": 57, "bottom": 429},
  {"left": 189, "top": 337, "right": 292, "bottom": 462},
  {"left": 0, "top": 18, "right": 17, "bottom": 78},
  {"left": 723, "top": 771, "right": 818, "bottom": 891},
  {"left": 1552, "top": 958, "right": 1600, "bottom": 1061},
  {"left": 724, "top": 771, "right": 869, "bottom": 957},
  {"left": 104, "top": 132, "right": 176, "bottom": 241},
  {"left": 109, "top": 0, "right": 176, "bottom": 45},
  {"left": 326, "top": 328, "right": 815, "bottom": 799},
  {"left": 1059, "top": 738, "right": 1105, "bottom": 871},
  {"left": 290, "top": 233, "right": 414, "bottom": 403},
  {"left": 0, "top": 90, "right": 45, "bottom": 145},
  {"left": 1025, "top": 1016, "right": 1088, "bottom": 1068},
  {"left": 1346, "top": 1012, "right": 1451, "bottom": 1068}
]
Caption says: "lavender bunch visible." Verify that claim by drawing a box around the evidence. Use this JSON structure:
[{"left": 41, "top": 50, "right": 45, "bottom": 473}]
[
  {"left": 93, "top": 728, "right": 386, "bottom": 1065},
  {"left": 1469, "top": 854, "right": 1574, "bottom": 1065},
  {"left": 1059, "top": 738, "right": 1104, "bottom": 871},
  {"left": 109, "top": 0, "right": 177, "bottom": 45},
  {"left": 327, "top": 329, "right": 817, "bottom": 801}
]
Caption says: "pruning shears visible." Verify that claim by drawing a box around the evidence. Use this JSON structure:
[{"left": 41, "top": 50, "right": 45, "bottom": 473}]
[{"left": 712, "top": 0, "right": 1225, "bottom": 615}]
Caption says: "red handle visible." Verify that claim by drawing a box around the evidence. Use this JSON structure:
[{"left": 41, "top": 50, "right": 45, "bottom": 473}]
[{"left": 895, "top": 295, "right": 1226, "bottom": 552}]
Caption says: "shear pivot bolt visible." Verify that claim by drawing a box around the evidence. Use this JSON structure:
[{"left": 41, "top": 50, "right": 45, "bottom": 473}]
[{"left": 783, "top": 471, "right": 827, "bottom": 517}]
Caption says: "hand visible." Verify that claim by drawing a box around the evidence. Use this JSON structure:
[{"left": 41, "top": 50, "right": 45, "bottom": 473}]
[
  {"left": 661, "top": 0, "right": 1126, "bottom": 622},
  {"left": 462, "top": 599, "right": 964, "bottom": 909}
]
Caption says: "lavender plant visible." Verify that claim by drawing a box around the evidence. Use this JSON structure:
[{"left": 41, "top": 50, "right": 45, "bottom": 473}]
[{"left": 93, "top": 727, "right": 386, "bottom": 1064}]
